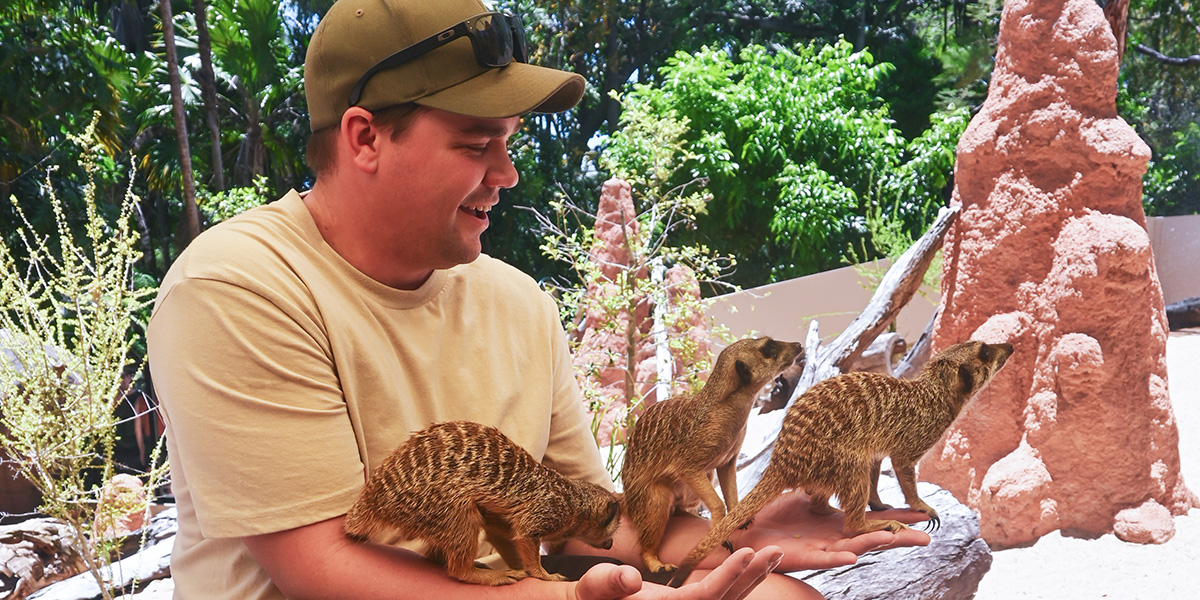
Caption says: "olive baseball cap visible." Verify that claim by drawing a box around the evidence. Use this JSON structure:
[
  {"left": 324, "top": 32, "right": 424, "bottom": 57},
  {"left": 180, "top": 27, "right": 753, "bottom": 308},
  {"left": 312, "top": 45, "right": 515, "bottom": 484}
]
[{"left": 305, "top": 0, "right": 586, "bottom": 131}]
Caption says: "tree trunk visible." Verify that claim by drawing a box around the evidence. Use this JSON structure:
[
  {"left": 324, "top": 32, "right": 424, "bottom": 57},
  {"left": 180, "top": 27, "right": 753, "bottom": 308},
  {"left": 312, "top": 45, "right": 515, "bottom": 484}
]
[
  {"left": 193, "top": 0, "right": 225, "bottom": 192},
  {"left": 1103, "top": 0, "right": 1129, "bottom": 64},
  {"left": 160, "top": 0, "right": 201, "bottom": 243}
]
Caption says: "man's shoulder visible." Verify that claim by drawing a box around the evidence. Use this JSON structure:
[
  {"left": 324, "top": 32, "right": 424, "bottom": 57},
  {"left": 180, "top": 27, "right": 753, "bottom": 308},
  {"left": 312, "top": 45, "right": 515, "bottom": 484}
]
[
  {"left": 165, "top": 193, "right": 311, "bottom": 284},
  {"left": 460, "top": 255, "right": 545, "bottom": 296}
]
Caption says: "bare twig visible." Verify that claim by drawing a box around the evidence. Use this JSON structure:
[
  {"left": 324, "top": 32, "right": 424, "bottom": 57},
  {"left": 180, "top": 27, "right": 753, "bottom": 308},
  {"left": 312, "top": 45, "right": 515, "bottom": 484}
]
[{"left": 1133, "top": 43, "right": 1200, "bottom": 66}]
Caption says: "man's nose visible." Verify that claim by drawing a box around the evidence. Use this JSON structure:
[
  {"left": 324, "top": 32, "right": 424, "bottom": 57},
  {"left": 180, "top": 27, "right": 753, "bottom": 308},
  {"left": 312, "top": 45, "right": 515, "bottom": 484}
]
[{"left": 486, "top": 146, "right": 519, "bottom": 189}]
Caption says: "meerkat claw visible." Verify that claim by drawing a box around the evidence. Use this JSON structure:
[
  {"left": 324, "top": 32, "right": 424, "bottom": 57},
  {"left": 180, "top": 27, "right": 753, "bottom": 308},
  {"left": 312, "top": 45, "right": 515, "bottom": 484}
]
[
  {"left": 924, "top": 516, "right": 941, "bottom": 532},
  {"left": 721, "top": 540, "right": 735, "bottom": 554}
]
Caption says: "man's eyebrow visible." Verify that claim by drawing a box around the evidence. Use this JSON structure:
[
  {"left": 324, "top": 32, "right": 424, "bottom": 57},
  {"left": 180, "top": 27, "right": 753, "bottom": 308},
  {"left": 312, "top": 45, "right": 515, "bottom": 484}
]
[{"left": 460, "top": 122, "right": 519, "bottom": 139}]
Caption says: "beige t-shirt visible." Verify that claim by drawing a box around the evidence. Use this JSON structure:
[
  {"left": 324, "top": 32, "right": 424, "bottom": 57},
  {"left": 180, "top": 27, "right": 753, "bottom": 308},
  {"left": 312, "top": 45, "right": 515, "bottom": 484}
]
[{"left": 147, "top": 190, "right": 609, "bottom": 599}]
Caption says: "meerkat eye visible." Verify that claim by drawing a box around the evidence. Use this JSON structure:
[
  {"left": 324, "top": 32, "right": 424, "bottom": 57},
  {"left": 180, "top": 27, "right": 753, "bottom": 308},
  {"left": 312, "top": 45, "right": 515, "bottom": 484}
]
[{"left": 761, "top": 339, "right": 779, "bottom": 358}]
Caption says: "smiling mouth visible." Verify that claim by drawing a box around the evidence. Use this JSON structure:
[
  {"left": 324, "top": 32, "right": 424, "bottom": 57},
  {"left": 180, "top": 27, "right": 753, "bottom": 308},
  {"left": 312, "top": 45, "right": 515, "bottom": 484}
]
[
  {"left": 460, "top": 206, "right": 494, "bottom": 225},
  {"left": 463, "top": 205, "right": 492, "bottom": 220}
]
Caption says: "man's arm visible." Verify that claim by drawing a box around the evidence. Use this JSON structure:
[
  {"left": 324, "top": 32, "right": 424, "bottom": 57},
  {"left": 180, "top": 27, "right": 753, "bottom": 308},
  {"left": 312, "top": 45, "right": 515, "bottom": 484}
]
[
  {"left": 563, "top": 492, "right": 930, "bottom": 577},
  {"left": 243, "top": 516, "right": 789, "bottom": 600}
]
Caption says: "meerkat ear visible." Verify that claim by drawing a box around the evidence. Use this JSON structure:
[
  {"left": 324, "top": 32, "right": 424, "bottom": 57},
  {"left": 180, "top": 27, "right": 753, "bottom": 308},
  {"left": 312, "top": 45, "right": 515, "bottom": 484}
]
[
  {"left": 604, "top": 499, "right": 621, "bottom": 527},
  {"left": 735, "top": 359, "right": 753, "bottom": 384},
  {"left": 958, "top": 364, "right": 976, "bottom": 396}
]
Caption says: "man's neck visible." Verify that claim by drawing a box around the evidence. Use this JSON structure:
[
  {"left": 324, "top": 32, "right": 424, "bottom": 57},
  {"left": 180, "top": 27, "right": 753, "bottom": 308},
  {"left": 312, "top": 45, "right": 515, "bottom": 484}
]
[{"left": 302, "top": 182, "right": 434, "bottom": 290}]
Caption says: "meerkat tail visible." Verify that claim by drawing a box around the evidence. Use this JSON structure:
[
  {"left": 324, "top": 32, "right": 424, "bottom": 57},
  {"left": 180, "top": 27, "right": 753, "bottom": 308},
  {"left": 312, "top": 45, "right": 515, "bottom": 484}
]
[{"left": 667, "top": 473, "right": 788, "bottom": 588}]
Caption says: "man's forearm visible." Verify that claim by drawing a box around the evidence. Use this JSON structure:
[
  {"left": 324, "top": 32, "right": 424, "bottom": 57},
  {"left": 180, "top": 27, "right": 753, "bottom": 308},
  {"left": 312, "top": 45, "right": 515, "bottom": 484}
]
[{"left": 242, "top": 515, "right": 577, "bottom": 600}]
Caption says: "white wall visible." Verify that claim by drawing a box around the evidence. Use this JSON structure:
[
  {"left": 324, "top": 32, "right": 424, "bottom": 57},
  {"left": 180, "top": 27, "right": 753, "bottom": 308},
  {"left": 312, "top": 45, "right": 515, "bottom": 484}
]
[
  {"left": 708, "top": 215, "right": 1200, "bottom": 344},
  {"left": 1148, "top": 215, "right": 1200, "bottom": 305}
]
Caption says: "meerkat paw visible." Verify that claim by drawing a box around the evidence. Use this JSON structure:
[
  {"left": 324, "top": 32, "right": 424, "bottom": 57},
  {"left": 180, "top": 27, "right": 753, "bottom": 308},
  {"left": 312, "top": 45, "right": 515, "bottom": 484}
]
[
  {"left": 908, "top": 502, "right": 940, "bottom": 531},
  {"left": 532, "top": 571, "right": 569, "bottom": 582},
  {"left": 878, "top": 520, "right": 910, "bottom": 533},
  {"left": 868, "top": 500, "right": 894, "bottom": 512},
  {"left": 644, "top": 555, "right": 678, "bottom": 573},
  {"left": 846, "top": 519, "right": 910, "bottom": 536},
  {"left": 455, "top": 567, "right": 525, "bottom": 586}
]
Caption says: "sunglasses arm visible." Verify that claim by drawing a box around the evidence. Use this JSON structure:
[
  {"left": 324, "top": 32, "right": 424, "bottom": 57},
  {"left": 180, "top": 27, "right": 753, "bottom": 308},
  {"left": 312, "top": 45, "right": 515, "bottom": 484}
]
[{"left": 347, "top": 21, "right": 472, "bottom": 107}]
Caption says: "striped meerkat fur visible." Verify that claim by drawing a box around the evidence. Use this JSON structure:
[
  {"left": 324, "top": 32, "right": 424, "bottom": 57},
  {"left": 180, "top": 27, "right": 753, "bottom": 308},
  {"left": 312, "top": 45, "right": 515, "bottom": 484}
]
[
  {"left": 344, "top": 420, "right": 620, "bottom": 586},
  {"left": 668, "top": 340, "right": 1014, "bottom": 587},
  {"left": 621, "top": 336, "right": 804, "bottom": 573}
]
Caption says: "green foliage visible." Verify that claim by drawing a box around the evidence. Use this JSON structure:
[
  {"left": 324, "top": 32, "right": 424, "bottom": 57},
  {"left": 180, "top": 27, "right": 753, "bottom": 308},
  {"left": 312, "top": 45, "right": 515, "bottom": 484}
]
[
  {"left": 0, "top": 3, "right": 133, "bottom": 243},
  {"left": 1124, "top": 0, "right": 1200, "bottom": 216},
  {"left": 908, "top": 0, "right": 1004, "bottom": 110},
  {"left": 204, "top": 0, "right": 308, "bottom": 187},
  {"left": 1139, "top": 120, "right": 1200, "bottom": 216},
  {"left": 0, "top": 115, "right": 163, "bottom": 599},
  {"left": 602, "top": 40, "right": 960, "bottom": 286},
  {"left": 198, "top": 174, "right": 270, "bottom": 224}
]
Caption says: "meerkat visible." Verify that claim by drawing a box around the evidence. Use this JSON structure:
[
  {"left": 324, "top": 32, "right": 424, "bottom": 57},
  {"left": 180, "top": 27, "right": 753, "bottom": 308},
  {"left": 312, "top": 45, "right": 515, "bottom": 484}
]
[
  {"left": 343, "top": 420, "right": 621, "bottom": 586},
  {"left": 621, "top": 336, "right": 804, "bottom": 573},
  {"left": 667, "top": 340, "right": 1013, "bottom": 587}
]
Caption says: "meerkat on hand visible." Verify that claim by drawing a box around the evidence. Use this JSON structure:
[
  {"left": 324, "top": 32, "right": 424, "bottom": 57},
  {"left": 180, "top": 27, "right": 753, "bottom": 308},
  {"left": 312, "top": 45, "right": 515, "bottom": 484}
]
[
  {"left": 343, "top": 421, "right": 621, "bottom": 586},
  {"left": 668, "top": 340, "right": 1014, "bottom": 587},
  {"left": 620, "top": 336, "right": 804, "bottom": 573}
]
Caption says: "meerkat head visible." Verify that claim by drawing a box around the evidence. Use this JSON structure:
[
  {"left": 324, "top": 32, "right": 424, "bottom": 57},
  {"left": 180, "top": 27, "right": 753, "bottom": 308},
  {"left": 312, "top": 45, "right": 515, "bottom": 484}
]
[
  {"left": 930, "top": 340, "right": 1014, "bottom": 411},
  {"left": 567, "top": 482, "right": 621, "bottom": 550},
  {"left": 719, "top": 336, "right": 805, "bottom": 392}
]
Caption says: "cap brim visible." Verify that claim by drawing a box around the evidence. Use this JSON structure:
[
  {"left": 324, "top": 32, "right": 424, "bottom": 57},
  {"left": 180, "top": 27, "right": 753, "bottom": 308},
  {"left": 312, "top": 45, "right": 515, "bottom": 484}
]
[{"left": 414, "top": 62, "right": 586, "bottom": 119}]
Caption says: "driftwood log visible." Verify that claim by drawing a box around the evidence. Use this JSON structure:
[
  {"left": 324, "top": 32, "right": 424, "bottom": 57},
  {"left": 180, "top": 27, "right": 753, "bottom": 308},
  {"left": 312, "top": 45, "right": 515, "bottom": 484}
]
[
  {"left": 1166, "top": 296, "right": 1200, "bottom": 331},
  {"left": 791, "top": 204, "right": 959, "bottom": 401},
  {"left": 737, "top": 204, "right": 959, "bottom": 488},
  {"left": 0, "top": 519, "right": 85, "bottom": 600}
]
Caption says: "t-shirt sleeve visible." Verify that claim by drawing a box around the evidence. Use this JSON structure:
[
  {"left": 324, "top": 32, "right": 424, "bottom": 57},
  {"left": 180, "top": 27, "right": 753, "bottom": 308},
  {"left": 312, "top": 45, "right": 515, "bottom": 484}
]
[
  {"left": 148, "top": 276, "right": 364, "bottom": 538},
  {"left": 537, "top": 293, "right": 614, "bottom": 491}
]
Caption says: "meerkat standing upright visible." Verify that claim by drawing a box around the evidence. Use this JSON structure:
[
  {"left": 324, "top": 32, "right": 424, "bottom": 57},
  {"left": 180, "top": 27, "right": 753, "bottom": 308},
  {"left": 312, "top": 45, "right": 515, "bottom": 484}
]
[
  {"left": 343, "top": 421, "right": 621, "bottom": 586},
  {"left": 621, "top": 336, "right": 804, "bottom": 573},
  {"left": 668, "top": 340, "right": 1014, "bottom": 587}
]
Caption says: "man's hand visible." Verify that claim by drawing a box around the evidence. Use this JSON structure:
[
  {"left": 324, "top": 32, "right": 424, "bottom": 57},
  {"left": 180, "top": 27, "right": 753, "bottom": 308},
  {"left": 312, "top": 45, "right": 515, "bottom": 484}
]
[
  {"left": 728, "top": 491, "right": 932, "bottom": 571},
  {"left": 571, "top": 546, "right": 783, "bottom": 600}
]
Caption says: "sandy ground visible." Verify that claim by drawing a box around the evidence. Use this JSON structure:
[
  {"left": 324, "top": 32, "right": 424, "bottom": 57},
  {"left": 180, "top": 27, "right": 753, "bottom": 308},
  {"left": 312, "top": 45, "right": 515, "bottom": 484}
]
[{"left": 972, "top": 329, "right": 1200, "bottom": 600}]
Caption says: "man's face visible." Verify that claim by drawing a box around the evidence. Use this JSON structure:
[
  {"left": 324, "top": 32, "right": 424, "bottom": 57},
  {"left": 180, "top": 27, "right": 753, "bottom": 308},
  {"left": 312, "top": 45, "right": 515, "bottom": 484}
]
[{"left": 370, "top": 108, "right": 520, "bottom": 276}]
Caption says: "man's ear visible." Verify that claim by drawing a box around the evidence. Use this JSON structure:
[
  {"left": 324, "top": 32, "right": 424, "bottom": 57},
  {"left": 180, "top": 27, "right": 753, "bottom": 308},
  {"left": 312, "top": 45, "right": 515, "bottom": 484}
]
[{"left": 340, "top": 107, "right": 381, "bottom": 174}]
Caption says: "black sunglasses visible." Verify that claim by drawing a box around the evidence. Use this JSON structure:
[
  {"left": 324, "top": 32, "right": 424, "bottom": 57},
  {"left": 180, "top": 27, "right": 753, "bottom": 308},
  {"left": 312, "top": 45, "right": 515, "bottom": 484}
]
[{"left": 348, "top": 12, "right": 528, "bottom": 107}]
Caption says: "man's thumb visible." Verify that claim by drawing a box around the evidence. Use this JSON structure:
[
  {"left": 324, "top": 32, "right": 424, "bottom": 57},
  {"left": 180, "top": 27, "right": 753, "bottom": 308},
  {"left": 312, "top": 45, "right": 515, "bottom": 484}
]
[{"left": 574, "top": 563, "right": 643, "bottom": 600}]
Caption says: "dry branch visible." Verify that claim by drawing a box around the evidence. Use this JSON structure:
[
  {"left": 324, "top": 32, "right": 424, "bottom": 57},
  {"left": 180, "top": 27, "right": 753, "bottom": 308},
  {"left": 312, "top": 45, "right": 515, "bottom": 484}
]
[
  {"left": 736, "top": 205, "right": 959, "bottom": 487},
  {"left": 788, "top": 204, "right": 959, "bottom": 402}
]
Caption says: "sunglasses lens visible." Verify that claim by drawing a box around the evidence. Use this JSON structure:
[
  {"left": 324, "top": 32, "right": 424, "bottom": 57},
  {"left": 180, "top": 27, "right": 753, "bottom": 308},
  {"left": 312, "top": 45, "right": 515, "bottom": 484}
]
[
  {"left": 471, "top": 14, "right": 512, "bottom": 67},
  {"left": 507, "top": 14, "right": 527, "bottom": 63}
]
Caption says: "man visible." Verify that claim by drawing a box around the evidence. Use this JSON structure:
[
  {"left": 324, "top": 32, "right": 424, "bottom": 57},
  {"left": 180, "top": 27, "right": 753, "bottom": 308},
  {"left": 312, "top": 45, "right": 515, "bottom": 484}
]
[{"left": 147, "top": 1, "right": 929, "bottom": 598}]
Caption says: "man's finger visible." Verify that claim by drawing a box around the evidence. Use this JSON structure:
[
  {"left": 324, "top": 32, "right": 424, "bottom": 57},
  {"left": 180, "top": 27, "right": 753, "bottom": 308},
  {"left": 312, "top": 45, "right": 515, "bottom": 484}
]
[
  {"left": 723, "top": 547, "right": 783, "bottom": 600},
  {"left": 830, "top": 527, "right": 930, "bottom": 556},
  {"left": 680, "top": 547, "right": 755, "bottom": 596},
  {"left": 574, "top": 563, "right": 643, "bottom": 600}
]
